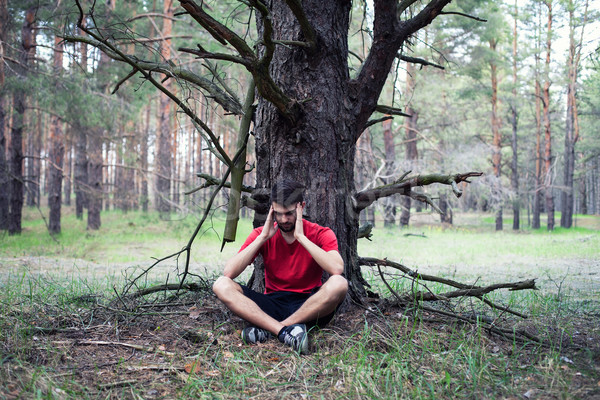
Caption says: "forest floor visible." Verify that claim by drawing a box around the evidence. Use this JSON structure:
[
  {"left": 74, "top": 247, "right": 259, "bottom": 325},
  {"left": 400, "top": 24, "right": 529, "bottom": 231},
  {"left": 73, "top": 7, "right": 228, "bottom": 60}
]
[
  {"left": 1, "top": 211, "right": 600, "bottom": 398},
  {"left": 1, "top": 254, "right": 599, "bottom": 399}
]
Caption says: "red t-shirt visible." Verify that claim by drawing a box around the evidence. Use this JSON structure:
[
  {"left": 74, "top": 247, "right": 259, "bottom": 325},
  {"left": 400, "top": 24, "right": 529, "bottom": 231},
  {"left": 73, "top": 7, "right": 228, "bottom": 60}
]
[{"left": 239, "top": 220, "right": 339, "bottom": 294}]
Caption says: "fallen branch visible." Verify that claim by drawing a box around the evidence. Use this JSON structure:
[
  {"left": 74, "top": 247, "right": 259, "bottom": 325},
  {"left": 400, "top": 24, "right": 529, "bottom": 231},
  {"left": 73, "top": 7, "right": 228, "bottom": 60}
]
[
  {"left": 52, "top": 340, "right": 176, "bottom": 357},
  {"left": 374, "top": 264, "right": 542, "bottom": 344},
  {"left": 364, "top": 256, "right": 536, "bottom": 320}
]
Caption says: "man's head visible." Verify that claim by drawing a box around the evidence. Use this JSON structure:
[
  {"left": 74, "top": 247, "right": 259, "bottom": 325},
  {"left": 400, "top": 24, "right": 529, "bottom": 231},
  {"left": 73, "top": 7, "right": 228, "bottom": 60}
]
[{"left": 271, "top": 179, "right": 305, "bottom": 233}]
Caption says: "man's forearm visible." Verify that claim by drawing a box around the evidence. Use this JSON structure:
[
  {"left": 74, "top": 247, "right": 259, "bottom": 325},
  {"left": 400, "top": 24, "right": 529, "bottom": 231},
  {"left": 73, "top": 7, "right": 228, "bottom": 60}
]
[
  {"left": 223, "top": 235, "right": 266, "bottom": 279},
  {"left": 296, "top": 235, "right": 344, "bottom": 275}
]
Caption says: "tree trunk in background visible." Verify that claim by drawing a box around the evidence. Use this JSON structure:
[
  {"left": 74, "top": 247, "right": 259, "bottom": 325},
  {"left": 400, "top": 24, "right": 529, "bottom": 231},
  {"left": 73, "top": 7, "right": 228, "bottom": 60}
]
[
  {"left": 510, "top": 0, "right": 520, "bottom": 230},
  {"left": 87, "top": 128, "right": 102, "bottom": 230},
  {"left": 141, "top": 104, "right": 150, "bottom": 212},
  {"left": 490, "top": 39, "right": 503, "bottom": 231},
  {"left": 382, "top": 118, "right": 396, "bottom": 227},
  {"left": 124, "top": 130, "right": 136, "bottom": 212},
  {"left": 439, "top": 193, "right": 452, "bottom": 224},
  {"left": 48, "top": 35, "right": 65, "bottom": 234},
  {"left": 63, "top": 135, "right": 72, "bottom": 206},
  {"left": 0, "top": 0, "right": 9, "bottom": 229},
  {"left": 542, "top": 0, "right": 554, "bottom": 231},
  {"left": 532, "top": 6, "right": 543, "bottom": 230},
  {"left": 400, "top": 62, "right": 419, "bottom": 228},
  {"left": 561, "top": 0, "right": 586, "bottom": 228},
  {"left": 355, "top": 129, "right": 376, "bottom": 226},
  {"left": 74, "top": 126, "right": 88, "bottom": 219},
  {"left": 8, "top": 6, "right": 36, "bottom": 234},
  {"left": 26, "top": 106, "right": 41, "bottom": 207},
  {"left": 155, "top": 0, "right": 174, "bottom": 214},
  {"left": 578, "top": 154, "right": 587, "bottom": 215},
  {"left": 74, "top": 23, "right": 88, "bottom": 219}
]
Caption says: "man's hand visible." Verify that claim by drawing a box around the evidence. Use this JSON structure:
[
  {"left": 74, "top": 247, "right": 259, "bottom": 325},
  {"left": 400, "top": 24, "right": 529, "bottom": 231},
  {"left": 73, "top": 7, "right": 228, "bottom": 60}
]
[
  {"left": 294, "top": 202, "right": 305, "bottom": 240},
  {"left": 259, "top": 206, "right": 279, "bottom": 240}
]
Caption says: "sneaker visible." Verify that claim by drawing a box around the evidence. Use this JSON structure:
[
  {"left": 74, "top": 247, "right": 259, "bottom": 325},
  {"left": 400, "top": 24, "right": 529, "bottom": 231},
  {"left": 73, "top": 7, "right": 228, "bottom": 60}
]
[
  {"left": 278, "top": 324, "right": 309, "bottom": 354},
  {"left": 241, "top": 326, "right": 270, "bottom": 344}
]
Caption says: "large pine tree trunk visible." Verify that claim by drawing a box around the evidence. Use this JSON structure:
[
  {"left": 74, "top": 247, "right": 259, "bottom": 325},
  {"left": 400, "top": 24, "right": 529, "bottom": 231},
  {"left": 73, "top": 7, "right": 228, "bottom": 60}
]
[{"left": 253, "top": 1, "right": 369, "bottom": 299}]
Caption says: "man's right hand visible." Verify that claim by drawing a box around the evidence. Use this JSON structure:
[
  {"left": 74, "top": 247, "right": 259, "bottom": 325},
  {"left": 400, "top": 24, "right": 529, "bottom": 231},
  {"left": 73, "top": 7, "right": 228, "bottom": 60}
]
[{"left": 259, "top": 206, "right": 279, "bottom": 241}]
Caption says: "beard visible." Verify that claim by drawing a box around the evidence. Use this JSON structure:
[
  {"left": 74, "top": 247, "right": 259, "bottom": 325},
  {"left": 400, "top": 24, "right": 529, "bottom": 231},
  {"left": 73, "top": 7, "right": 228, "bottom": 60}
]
[{"left": 278, "top": 222, "right": 295, "bottom": 233}]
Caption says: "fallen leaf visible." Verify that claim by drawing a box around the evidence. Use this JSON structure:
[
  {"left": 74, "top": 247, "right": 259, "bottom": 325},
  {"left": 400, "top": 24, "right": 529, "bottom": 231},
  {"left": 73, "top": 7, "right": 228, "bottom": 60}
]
[
  {"left": 188, "top": 307, "right": 200, "bottom": 319},
  {"left": 158, "top": 344, "right": 166, "bottom": 351},
  {"left": 523, "top": 389, "right": 535, "bottom": 398},
  {"left": 223, "top": 351, "right": 234, "bottom": 359},
  {"left": 184, "top": 361, "right": 201, "bottom": 374},
  {"left": 204, "top": 369, "right": 221, "bottom": 377}
]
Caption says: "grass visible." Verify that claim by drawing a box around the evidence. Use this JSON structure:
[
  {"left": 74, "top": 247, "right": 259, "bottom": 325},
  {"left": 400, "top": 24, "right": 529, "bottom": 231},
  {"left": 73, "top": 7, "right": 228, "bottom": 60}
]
[{"left": 0, "top": 207, "right": 599, "bottom": 398}]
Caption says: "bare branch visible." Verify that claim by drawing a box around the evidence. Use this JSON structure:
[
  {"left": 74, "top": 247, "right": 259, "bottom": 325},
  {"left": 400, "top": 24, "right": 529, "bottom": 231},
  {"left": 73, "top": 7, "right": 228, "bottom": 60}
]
[
  {"left": 179, "top": 0, "right": 256, "bottom": 58},
  {"left": 353, "top": 172, "right": 483, "bottom": 212},
  {"left": 179, "top": 45, "right": 251, "bottom": 67},
  {"left": 375, "top": 104, "right": 411, "bottom": 117},
  {"left": 127, "top": 12, "right": 184, "bottom": 22},
  {"left": 398, "top": 54, "right": 445, "bottom": 70},
  {"left": 365, "top": 116, "right": 394, "bottom": 129},
  {"left": 63, "top": 35, "right": 244, "bottom": 115},
  {"left": 439, "top": 11, "right": 487, "bottom": 22}
]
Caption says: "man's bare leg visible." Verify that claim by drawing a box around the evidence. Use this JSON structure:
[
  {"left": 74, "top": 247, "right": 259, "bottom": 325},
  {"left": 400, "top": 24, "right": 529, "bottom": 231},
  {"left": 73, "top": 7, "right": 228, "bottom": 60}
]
[
  {"left": 280, "top": 275, "right": 348, "bottom": 327},
  {"left": 212, "top": 276, "right": 284, "bottom": 336}
]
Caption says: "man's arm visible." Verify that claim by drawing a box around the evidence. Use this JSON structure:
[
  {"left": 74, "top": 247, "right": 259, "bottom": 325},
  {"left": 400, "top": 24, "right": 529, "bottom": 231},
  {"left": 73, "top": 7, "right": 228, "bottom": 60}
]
[
  {"left": 294, "top": 203, "right": 345, "bottom": 276},
  {"left": 223, "top": 206, "right": 278, "bottom": 279}
]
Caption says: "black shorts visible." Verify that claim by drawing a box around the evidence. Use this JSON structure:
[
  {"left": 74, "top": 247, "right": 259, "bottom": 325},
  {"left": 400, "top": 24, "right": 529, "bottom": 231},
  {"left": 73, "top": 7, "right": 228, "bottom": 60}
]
[{"left": 239, "top": 284, "right": 336, "bottom": 330}]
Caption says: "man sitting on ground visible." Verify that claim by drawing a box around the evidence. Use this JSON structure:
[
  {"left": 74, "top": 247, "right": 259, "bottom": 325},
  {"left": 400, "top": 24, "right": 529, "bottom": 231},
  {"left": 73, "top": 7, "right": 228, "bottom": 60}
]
[{"left": 212, "top": 179, "right": 348, "bottom": 354}]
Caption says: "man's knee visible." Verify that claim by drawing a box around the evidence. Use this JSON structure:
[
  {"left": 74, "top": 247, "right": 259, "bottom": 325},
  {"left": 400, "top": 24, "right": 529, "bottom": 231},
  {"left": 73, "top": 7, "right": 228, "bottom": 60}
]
[
  {"left": 325, "top": 274, "right": 348, "bottom": 302},
  {"left": 213, "top": 275, "right": 237, "bottom": 299}
]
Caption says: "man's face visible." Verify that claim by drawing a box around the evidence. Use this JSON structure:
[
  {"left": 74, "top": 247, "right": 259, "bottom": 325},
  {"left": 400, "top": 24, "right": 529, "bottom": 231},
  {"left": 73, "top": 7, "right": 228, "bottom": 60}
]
[{"left": 272, "top": 202, "right": 298, "bottom": 233}]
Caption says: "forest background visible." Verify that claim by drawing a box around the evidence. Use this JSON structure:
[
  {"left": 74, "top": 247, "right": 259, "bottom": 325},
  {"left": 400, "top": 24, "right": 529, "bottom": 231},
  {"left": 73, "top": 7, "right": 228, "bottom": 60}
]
[{"left": 0, "top": 0, "right": 599, "bottom": 237}]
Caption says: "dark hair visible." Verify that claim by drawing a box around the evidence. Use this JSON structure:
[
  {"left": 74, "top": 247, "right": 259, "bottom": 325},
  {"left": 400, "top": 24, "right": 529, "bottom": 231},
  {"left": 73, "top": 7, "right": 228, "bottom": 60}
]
[{"left": 271, "top": 179, "right": 304, "bottom": 206}]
